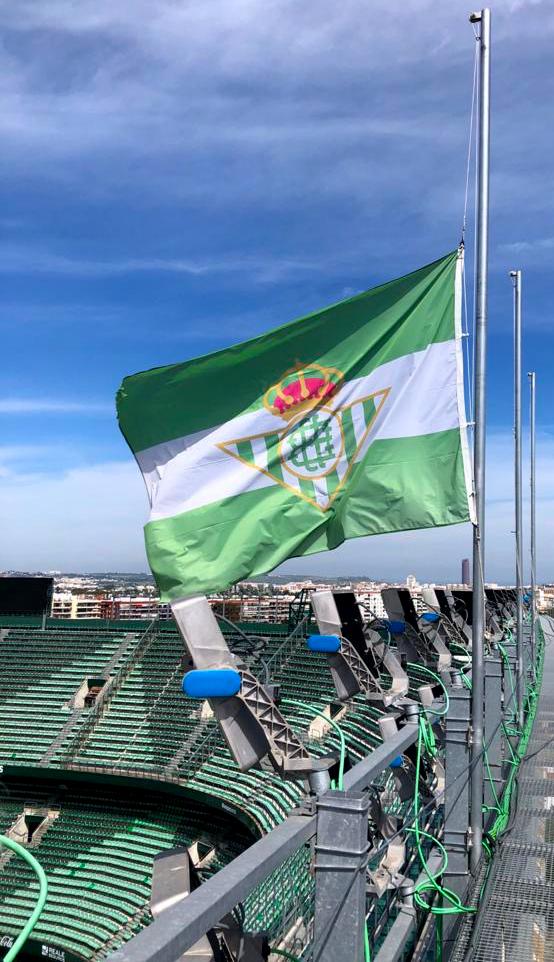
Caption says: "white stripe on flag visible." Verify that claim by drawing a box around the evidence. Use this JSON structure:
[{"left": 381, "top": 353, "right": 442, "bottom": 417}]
[
  {"left": 312, "top": 477, "right": 331, "bottom": 509},
  {"left": 349, "top": 399, "right": 370, "bottom": 448},
  {"left": 147, "top": 339, "right": 459, "bottom": 522},
  {"left": 250, "top": 436, "right": 270, "bottom": 472},
  {"left": 280, "top": 463, "right": 303, "bottom": 496}
]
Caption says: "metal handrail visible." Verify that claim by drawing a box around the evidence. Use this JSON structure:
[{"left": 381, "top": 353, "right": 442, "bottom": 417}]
[
  {"left": 263, "top": 615, "right": 310, "bottom": 675},
  {"left": 58, "top": 618, "right": 160, "bottom": 761},
  {"left": 106, "top": 720, "right": 421, "bottom": 962}
]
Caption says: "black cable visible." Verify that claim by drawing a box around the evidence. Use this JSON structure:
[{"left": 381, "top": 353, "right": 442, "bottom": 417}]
[
  {"left": 497, "top": 776, "right": 520, "bottom": 845},
  {"left": 428, "top": 605, "right": 468, "bottom": 649},
  {"left": 495, "top": 731, "right": 554, "bottom": 847},
  {"left": 369, "top": 657, "right": 535, "bottom": 866},
  {"left": 517, "top": 732, "right": 554, "bottom": 764}
]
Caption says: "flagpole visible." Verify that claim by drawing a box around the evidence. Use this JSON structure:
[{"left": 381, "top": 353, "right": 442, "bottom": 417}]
[
  {"left": 511, "top": 270, "right": 524, "bottom": 726},
  {"left": 528, "top": 371, "right": 537, "bottom": 664},
  {"left": 469, "top": 7, "right": 491, "bottom": 874}
]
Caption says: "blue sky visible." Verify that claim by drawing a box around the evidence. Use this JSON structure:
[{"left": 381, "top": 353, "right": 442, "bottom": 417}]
[{"left": 0, "top": 0, "right": 552, "bottom": 583}]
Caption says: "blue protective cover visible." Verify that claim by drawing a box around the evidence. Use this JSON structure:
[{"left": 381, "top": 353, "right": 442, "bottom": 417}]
[
  {"left": 421, "top": 612, "right": 439, "bottom": 623},
  {"left": 182, "top": 668, "right": 241, "bottom": 699},
  {"left": 384, "top": 619, "right": 406, "bottom": 635},
  {"left": 389, "top": 755, "right": 404, "bottom": 769},
  {"left": 307, "top": 634, "right": 341, "bottom": 653}
]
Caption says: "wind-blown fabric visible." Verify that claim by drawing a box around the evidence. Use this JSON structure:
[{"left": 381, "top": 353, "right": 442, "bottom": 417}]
[{"left": 117, "top": 249, "right": 473, "bottom": 600}]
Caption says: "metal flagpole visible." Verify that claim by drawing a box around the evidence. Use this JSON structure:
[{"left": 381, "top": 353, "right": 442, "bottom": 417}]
[
  {"left": 469, "top": 7, "right": 491, "bottom": 874},
  {"left": 511, "top": 270, "right": 524, "bottom": 726},
  {"left": 528, "top": 371, "right": 537, "bottom": 664}
]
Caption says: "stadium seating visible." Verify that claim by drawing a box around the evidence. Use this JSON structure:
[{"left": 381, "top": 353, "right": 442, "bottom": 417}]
[
  {"left": 70, "top": 629, "right": 198, "bottom": 772},
  {"left": 0, "top": 621, "right": 400, "bottom": 812},
  {"left": 0, "top": 779, "right": 252, "bottom": 960},
  {"left": 0, "top": 618, "right": 426, "bottom": 959},
  {"left": 0, "top": 629, "right": 135, "bottom": 764}
]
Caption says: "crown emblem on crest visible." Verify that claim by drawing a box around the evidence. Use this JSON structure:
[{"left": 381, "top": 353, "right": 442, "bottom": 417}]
[
  {"left": 219, "top": 361, "right": 390, "bottom": 513},
  {"left": 264, "top": 363, "right": 343, "bottom": 422}
]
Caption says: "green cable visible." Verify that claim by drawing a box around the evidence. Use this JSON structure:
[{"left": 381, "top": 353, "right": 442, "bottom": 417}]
[
  {"left": 482, "top": 745, "right": 500, "bottom": 811},
  {"left": 287, "top": 700, "right": 346, "bottom": 790},
  {"left": 497, "top": 642, "right": 516, "bottom": 700},
  {"left": 419, "top": 713, "right": 437, "bottom": 757},
  {"left": 407, "top": 826, "right": 448, "bottom": 911},
  {"left": 364, "top": 918, "right": 372, "bottom": 962},
  {"left": 412, "top": 718, "right": 476, "bottom": 916},
  {"left": 485, "top": 630, "right": 545, "bottom": 847},
  {"left": 271, "top": 949, "right": 302, "bottom": 961},
  {"left": 449, "top": 641, "right": 469, "bottom": 657},
  {"left": 0, "top": 834, "right": 48, "bottom": 962},
  {"left": 406, "top": 663, "right": 449, "bottom": 717},
  {"left": 284, "top": 702, "right": 371, "bottom": 956},
  {"left": 501, "top": 726, "right": 519, "bottom": 764},
  {"left": 457, "top": 659, "right": 472, "bottom": 689}
]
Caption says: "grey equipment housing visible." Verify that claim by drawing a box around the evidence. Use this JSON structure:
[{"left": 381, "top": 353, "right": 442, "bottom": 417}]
[
  {"left": 382, "top": 588, "right": 452, "bottom": 671},
  {"left": 171, "top": 596, "right": 338, "bottom": 788},
  {"left": 310, "top": 589, "right": 409, "bottom": 707}
]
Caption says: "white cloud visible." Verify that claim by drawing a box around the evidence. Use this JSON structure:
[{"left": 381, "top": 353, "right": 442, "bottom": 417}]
[
  {"left": 0, "top": 444, "right": 61, "bottom": 476},
  {"left": 1, "top": 0, "right": 550, "bottom": 218},
  {"left": 496, "top": 237, "right": 554, "bottom": 268},
  {"left": 0, "top": 0, "right": 550, "bottom": 302},
  {"left": 0, "top": 398, "right": 111, "bottom": 414},
  {"left": 0, "top": 444, "right": 55, "bottom": 460},
  {"left": 500, "top": 238, "right": 554, "bottom": 253},
  {"left": 0, "top": 246, "right": 319, "bottom": 282},
  {"left": 0, "top": 2, "right": 552, "bottom": 582},
  {"left": 0, "top": 461, "right": 148, "bottom": 571}
]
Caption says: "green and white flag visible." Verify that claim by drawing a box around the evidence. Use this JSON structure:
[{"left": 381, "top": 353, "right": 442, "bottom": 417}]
[{"left": 117, "top": 249, "right": 473, "bottom": 600}]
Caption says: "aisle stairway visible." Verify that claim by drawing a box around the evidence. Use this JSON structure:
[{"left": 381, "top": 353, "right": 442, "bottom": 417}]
[
  {"left": 0, "top": 618, "right": 458, "bottom": 961},
  {"left": 0, "top": 630, "right": 133, "bottom": 764},
  {"left": 0, "top": 622, "right": 414, "bottom": 833},
  {"left": 0, "top": 779, "right": 252, "bottom": 961}
]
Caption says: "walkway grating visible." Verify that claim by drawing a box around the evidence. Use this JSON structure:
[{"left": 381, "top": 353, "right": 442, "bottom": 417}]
[{"left": 455, "top": 615, "right": 554, "bottom": 962}]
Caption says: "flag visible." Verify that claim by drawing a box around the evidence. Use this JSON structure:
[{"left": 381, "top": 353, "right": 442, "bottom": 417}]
[{"left": 117, "top": 249, "right": 473, "bottom": 600}]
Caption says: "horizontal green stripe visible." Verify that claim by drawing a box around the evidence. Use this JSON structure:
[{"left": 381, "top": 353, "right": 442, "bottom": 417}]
[
  {"left": 118, "top": 250, "right": 458, "bottom": 453},
  {"left": 144, "top": 428, "right": 469, "bottom": 601}
]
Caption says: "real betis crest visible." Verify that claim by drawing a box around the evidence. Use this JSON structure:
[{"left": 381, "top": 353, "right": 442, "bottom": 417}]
[{"left": 218, "top": 364, "right": 390, "bottom": 511}]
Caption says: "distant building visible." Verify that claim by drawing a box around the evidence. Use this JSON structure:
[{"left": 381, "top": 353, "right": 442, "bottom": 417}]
[
  {"left": 51, "top": 593, "right": 73, "bottom": 618},
  {"left": 410, "top": 589, "right": 425, "bottom": 615},
  {"left": 461, "top": 558, "right": 470, "bottom": 585},
  {"left": 112, "top": 597, "right": 171, "bottom": 620},
  {"left": 538, "top": 587, "right": 554, "bottom": 612},
  {"left": 210, "top": 599, "right": 242, "bottom": 623},
  {"left": 51, "top": 593, "right": 171, "bottom": 620},
  {"left": 239, "top": 594, "right": 294, "bottom": 623},
  {"left": 357, "top": 590, "right": 387, "bottom": 620}
]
